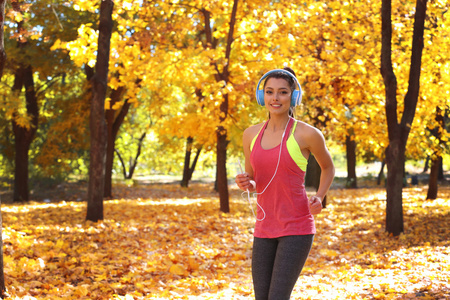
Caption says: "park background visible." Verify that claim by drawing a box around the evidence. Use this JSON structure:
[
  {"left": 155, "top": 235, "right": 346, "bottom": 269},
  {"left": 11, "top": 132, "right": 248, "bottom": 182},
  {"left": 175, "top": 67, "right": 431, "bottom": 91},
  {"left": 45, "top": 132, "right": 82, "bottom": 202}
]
[{"left": 0, "top": 0, "right": 449, "bottom": 299}]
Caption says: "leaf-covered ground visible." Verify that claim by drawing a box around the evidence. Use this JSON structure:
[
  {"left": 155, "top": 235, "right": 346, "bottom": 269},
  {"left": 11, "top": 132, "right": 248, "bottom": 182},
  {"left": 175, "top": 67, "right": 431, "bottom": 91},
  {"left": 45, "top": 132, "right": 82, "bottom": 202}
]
[{"left": 2, "top": 183, "right": 449, "bottom": 299}]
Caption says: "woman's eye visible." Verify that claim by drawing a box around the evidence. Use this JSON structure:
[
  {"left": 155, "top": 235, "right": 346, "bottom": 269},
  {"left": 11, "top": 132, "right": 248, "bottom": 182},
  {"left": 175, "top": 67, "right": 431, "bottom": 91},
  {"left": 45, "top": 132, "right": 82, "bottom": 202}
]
[{"left": 265, "top": 91, "right": 273, "bottom": 94}]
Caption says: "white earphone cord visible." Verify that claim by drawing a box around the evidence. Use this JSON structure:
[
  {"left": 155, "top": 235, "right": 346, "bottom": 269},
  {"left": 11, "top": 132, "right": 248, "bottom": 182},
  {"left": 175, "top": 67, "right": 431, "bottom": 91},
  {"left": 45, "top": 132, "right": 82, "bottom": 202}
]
[{"left": 242, "top": 118, "right": 291, "bottom": 221}]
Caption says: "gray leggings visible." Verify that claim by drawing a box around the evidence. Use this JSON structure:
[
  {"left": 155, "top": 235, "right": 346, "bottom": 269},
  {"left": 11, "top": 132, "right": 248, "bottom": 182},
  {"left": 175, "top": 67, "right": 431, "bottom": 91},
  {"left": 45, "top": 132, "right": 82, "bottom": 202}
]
[{"left": 252, "top": 235, "right": 314, "bottom": 300}]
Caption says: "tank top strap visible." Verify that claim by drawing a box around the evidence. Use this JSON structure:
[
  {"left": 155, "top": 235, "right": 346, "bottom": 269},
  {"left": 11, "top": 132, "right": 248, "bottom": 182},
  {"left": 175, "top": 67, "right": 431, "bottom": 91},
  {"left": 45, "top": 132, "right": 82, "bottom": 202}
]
[
  {"left": 250, "top": 120, "right": 269, "bottom": 152},
  {"left": 284, "top": 117, "right": 295, "bottom": 141}
]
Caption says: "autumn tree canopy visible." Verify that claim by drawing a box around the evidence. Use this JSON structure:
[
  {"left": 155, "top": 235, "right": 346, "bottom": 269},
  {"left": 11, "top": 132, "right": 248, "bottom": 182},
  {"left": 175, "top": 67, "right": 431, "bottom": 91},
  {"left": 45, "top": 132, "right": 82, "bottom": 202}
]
[{"left": 0, "top": 0, "right": 448, "bottom": 212}]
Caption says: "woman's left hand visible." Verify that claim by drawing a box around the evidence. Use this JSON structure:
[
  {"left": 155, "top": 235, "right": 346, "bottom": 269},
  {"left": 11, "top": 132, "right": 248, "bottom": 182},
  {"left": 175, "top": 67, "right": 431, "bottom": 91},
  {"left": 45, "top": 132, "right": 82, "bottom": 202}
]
[{"left": 309, "top": 196, "right": 323, "bottom": 215}]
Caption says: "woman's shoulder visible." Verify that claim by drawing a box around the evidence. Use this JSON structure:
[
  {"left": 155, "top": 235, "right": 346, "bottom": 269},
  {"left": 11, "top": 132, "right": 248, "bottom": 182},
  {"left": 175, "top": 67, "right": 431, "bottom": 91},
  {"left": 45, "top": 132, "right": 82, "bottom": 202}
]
[
  {"left": 244, "top": 122, "right": 265, "bottom": 135},
  {"left": 293, "top": 119, "right": 324, "bottom": 140},
  {"left": 243, "top": 122, "right": 265, "bottom": 143}
]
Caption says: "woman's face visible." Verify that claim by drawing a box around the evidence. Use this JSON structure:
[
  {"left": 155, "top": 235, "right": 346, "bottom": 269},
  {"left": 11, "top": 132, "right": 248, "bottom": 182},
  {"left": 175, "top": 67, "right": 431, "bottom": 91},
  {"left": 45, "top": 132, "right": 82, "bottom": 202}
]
[{"left": 264, "top": 77, "right": 292, "bottom": 116}]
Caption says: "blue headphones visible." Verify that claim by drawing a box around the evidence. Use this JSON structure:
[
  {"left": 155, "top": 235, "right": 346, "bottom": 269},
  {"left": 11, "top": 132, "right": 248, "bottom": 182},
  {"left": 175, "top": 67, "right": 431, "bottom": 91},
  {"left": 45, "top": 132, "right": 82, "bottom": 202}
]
[{"left": 255, "top": 69, "right": 302, "bottom": 107}]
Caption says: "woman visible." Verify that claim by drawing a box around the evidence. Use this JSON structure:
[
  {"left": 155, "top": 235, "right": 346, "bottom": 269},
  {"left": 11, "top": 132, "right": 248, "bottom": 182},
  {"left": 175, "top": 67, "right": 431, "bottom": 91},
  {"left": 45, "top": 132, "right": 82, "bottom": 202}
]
[{"left": 235, "top": 67, "right": 335, "bottom": 300}]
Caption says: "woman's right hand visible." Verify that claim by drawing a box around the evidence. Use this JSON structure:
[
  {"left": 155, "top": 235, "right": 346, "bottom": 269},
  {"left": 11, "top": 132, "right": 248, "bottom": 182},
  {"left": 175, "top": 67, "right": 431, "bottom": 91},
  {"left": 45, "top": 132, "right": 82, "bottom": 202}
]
[{"left": 235, "top": 173, "right": 255, "bottom": 192}]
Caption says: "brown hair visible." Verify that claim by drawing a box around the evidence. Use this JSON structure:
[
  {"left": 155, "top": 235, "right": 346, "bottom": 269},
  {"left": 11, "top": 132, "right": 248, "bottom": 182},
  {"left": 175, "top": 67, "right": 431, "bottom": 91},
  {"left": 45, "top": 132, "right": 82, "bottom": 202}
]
[{"left": 263, "top": 67, "right": 297, "bottom": 95}]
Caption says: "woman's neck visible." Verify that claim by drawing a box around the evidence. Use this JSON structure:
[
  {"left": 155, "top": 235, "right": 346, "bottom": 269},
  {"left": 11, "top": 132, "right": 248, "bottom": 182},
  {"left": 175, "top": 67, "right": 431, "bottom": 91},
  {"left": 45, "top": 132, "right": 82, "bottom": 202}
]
[{"left": 267, "top": 115, "right": 291, "bottom": 132}]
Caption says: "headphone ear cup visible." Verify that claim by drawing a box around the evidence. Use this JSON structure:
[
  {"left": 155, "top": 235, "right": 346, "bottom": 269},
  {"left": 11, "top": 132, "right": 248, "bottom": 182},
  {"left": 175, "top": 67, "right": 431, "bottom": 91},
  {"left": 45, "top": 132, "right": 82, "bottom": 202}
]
[
  {"left": 257, "top": 89, "right": 265, "bottom": 106},
  {"left": 291, "top": 90, "right": 299, "bottom": 106}
]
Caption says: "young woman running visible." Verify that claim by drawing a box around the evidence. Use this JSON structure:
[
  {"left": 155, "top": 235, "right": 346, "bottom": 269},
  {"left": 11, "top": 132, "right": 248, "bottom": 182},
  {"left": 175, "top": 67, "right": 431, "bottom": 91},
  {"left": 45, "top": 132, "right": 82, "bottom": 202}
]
[{"left": 235, "top": 67, "right": 335, "bottom": 300}]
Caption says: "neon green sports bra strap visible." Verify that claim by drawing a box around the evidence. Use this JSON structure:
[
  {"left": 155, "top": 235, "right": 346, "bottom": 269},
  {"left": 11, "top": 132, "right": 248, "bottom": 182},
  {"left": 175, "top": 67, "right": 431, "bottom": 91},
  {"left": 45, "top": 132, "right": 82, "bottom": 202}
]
[
  {"left": 287, "top": 120, "right": 308, "bottom": 172},
  {"left": 291, "top": 119, "right": 298, "bottom": 134},
  {"left": 250, "top": 123, "right": 266, "bottom": 152}
]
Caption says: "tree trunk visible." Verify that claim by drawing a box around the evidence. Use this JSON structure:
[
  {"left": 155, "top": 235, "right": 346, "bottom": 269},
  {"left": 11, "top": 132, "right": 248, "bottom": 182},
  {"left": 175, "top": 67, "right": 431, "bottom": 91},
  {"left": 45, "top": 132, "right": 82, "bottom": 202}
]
[
  {"left": 437, "top": 158, "right": 444, "bottom": 181},
  {"left": 104, "top": 88, "right": 128, "bottom": 198},
  {"left": 434, "top": 108, "right": 445, "bottom": 181},
  {"left": 0, "top": 197, "right": 5, "bottom": 298},
  {"left": 126, "top": 132, "right": 146, "bottom": 179},
  {"left": 0, "top": 0, "right": 6, "bottom": 80},
  {"left": 13, "top": 133, "right": 30, "bottom": 202},
  {"left": 426, "top": 156, "right": 440, "bottom": 200},
  {"left": 217, "top": 125, "right": 229, "bottom": 213},
  {"left": 0, "top": 2, "right": 7, "bottom": 296},
  {"left": 114, "top": 132, "right": 146, "bottom": 180},
  {"left": 180, "top": 139, "right": 202, "bottom": 187},
  {"left": 12, "top": 65, "right": 38, "bottom": 202},
  {"left": 0, "top": 21, "right": 5, "bottom": 290},
  {"left": 104, "top": 122, "right": 116, "bottom": 198},
  {"left": 377, "top": 160, "right": 386, "bottom": 185},
  {"left": 381, "top": 0, "right": 428, "bottom": 236},
  {"left": 86, "top": 0, "right": 114, "bottom": 222},
  {"left": 9, "top": 4, "right": 38, "bottom": 203},
  {"left": 345, "top": 134, "right": 357, "bottom": 188},
  {"left": 305, "top": 154, "right": 320, "bottom": 189},
  {"left": 423, "top": 156, "right": 430, "bottom": 173},
  {"left": 305, "top": 154, "right": 328, "bottom": 208},
  {"left": 426, "top": 107, "right": 446, "bottom": 197},
  {"left": 214, "top": 0, "right": 238, "bottom": 212},
  {"left": 385, "top": 142, "right": 405, "bottom": 235},
  {"left": 214, "top": 168, "right": 218, "bottom": 192},
  {"left": 181, "top": 137, "right": 194, "bottom": 187},
  {"left": 115, "top": 149, "right": 128, "bottom": 179},
  {"left": 189, "top": 146, "right": 202, "bottom": 181}
]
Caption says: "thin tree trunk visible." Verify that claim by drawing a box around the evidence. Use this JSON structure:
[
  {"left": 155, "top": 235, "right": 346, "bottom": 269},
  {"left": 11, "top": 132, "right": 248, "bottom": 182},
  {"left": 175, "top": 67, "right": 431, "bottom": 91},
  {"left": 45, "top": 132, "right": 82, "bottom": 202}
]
[
  {"left": 0, "top": 1, "right": 7, "bottom": 296},
  {"left": 104, "top": 88, "right": 128, "bottom": 198},
  {"left": 305, "top": 154, "right": 321, "bottom": 189},
  {"left": 346, "top": 134, "right": 357, "bottom": 188},
  {"left": 181, "top": 139, "right": 202, "bottom": 187},
  {"left": 113, "top": 132, "right": 146, "bottom": 180},
  {"left": 10, "top": 2, "right": 38, "bottom": 203},
  {"left": 217, "top": 125, "right": 229, "bottom": 213},
  {"left": 200, "top": 1, "right": 238, "bottom": 211},
  {"left": 426, "top": 107, "right": 446, "bottom": 197},
  {"left": 426, "top": 156, "right": 440, "bottom": 200},
  {"left": 381, "top": 0, "right": 428, "bottom": 236},
  {"left": 115, "top": 149, "right": 128, "bottom": 179},
  {"left": 437, "top": 158, "right": 444, "bottom": 181},
  {"left": 377, "top": 160, "right": 386, "bottom": 186},
  {"left": 305, "top": 154, "right": 327, "bottom": 208},
  {"left": 0, "top": 0, "right": 6, "bottom": 79},
  {"left": 104, "top": 119, "right": 116, "bottom": 198},
  {"left": 216, "top": 0, "right": 239, "bottom": 213},
  {"left": 181, "top": 137, "right": 194, "bottom": 187},
  {"left": 0, "top": 196, "right": 4, "bottom": 298},
  {"left": 188, "top": 146, "right": 202, "bottom": 181},
  {"left": 381, "top": 0, "right": 402, "bottom": 236},
  {"left": 423, "top": 156, "right": 430, "bottom": 173},
  {"left": 126, "top": 132, "right": 146, "bottom": 179},
  {"left": 86, "top": 0, "right": 114, "bottom": 222},
  {"left": 12, "top": 65, "right": 38, "bottom": 202}
]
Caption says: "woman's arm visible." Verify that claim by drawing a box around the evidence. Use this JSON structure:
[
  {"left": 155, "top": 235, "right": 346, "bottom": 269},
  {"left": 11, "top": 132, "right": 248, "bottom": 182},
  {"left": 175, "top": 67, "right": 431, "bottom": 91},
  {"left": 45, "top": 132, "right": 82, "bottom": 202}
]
[
  {"left": 300, "top": 124, "right": 335, "bottom": 213},
  {"left": 235, "top": 125, "right": 261, "bottom": 192}
]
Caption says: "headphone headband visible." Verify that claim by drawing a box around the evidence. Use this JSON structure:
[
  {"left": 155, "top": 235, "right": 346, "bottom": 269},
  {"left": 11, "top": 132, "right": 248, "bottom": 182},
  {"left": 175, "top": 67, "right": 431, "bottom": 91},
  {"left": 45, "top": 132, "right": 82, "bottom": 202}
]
[{"left": 255, "top": 69, "right": 302, "bottom": 107}]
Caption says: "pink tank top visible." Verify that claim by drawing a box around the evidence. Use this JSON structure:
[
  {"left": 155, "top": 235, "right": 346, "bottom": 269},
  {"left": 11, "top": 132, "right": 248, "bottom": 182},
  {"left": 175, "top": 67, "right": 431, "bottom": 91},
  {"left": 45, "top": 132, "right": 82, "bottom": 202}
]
[{"left": 250, "top": 118, "right": 316, "bottom": 238}]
